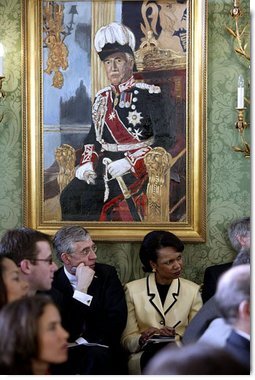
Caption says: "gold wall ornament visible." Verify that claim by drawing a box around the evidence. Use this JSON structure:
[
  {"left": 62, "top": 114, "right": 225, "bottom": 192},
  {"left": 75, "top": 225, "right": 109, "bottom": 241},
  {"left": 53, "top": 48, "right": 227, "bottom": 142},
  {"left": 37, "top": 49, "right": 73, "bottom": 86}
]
[
  {"left": 144, "top": 147, "right": 186, "bottom": 222},
  {"left": 233, "top": 108, "right": 250, "bottom": 158},
  {"left": 0, "top": 75, "right": 5, "bottom": 122},
  {"left": 227, "top": 1, "right": 250, "bottom": 158},
  {"left": 227, "top": 0, "right": 250, "bottom": 62},
  {"left": 43, "top": 2, "right": 77, "bottom": 89}
]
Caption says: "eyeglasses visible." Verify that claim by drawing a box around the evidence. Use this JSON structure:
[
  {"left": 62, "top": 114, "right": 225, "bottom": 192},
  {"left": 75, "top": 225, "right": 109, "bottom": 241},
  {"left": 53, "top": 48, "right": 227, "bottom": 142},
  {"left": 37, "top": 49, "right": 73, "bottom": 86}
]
[
  {"left": 31, "top": 258, "right": 54, "bottom": 265},
  {"left": 74, "top": 244, "right": 97, "bottom": 256}
]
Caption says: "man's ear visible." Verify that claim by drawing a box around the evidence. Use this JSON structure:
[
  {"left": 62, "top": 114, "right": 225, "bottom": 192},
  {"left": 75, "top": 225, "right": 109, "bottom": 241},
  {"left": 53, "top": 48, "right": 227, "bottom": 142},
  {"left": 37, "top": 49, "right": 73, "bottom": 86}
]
[
  {"left": 19, "top": 259, "right": 32, "bottom": 274},
  {"left": 239, "top": 299, "right": 250, "bottom": 319},
  {"left": 237, "top": 235, "right": 249, "bottom": 247},
  {"left": 61, "top": 252, "right": 71, "bottom": 265}
]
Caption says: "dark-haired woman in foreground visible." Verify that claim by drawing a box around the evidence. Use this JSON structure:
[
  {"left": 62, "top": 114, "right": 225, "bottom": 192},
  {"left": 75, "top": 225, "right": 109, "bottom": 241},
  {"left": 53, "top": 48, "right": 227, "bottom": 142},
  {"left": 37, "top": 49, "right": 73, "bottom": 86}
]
[
  {"left": 0, "top": 295, "right": 69, "bottom": 374},
  {"left": 121, "top": 230, "right": 202, "bottom": 374}
]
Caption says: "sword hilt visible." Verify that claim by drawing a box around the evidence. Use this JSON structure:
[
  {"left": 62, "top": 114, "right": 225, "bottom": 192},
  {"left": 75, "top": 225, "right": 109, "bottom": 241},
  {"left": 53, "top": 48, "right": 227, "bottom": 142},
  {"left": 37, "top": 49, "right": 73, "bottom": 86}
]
[{"left": 102, "top": 157, "right": 131, "bottom": 199}]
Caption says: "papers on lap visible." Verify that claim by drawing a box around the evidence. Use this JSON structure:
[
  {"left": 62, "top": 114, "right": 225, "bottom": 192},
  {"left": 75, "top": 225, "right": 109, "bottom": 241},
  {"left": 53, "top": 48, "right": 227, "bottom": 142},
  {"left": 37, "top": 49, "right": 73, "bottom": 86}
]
[
  {"left": 148, "top": 334, "right": 176, "bottom": 343},
  {"left": 142, "top": 334, "right": 176, "bottom": 349},
  {"left": 68, "top": 336, "right": 109, "bottom": 348}
]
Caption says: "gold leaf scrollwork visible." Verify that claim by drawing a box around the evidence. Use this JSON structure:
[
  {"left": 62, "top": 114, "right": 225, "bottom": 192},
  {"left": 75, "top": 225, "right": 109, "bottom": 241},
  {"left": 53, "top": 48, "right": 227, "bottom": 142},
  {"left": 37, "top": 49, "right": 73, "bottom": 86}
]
[
  {"left": 55, "top": 144, "right": 76, "bottom": 192},
  {"left": 134, "top": 0, "right": 186, "bottom": 71},
  {"left": 144, "top": 147, "right": 186, "bottom": 222},
  {"left": 43, "top": 2, "right": 69, "bottom": 89},
  {"left": 227, "top": 1, "right": 250, "bottom": 158},
  {"left": 227, "top": 1, "right": 250, "bottom": 62}
]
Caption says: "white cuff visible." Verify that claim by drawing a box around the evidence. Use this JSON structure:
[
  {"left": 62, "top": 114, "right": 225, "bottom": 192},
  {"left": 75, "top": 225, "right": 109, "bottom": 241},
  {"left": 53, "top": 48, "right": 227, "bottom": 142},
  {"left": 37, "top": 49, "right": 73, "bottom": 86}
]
[
  {"left": 73, "top": 289, "right": 93, "bottom": 306},
  {"left": 76, "top": 162, "right": 93, "bottom": 180}
]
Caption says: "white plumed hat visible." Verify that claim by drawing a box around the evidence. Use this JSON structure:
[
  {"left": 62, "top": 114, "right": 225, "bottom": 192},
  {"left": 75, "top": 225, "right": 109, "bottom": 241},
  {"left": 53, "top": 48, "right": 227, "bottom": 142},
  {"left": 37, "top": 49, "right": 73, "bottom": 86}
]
[{"left": 94, "top": 22, "right": 136, "bottom": 60}]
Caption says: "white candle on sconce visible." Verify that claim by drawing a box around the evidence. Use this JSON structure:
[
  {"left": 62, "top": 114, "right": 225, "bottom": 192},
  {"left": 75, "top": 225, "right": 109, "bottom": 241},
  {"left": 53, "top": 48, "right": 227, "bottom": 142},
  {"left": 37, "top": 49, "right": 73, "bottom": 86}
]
[
  {"left": 237, "top": 74, "right": 244, "bottom": 108},
  {"left": 0, "top": 43, "right": 4, "bottom": 76}
]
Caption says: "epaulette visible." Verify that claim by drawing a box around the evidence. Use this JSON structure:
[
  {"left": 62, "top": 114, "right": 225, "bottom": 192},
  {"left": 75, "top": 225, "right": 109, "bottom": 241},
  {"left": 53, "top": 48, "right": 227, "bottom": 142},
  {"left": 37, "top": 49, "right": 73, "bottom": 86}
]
[
  {"left": 95, "top": 85, "right": 112, "bottom": 97},
  {"left": 135, "top": 82, "right": 161, "bottom": 94}
]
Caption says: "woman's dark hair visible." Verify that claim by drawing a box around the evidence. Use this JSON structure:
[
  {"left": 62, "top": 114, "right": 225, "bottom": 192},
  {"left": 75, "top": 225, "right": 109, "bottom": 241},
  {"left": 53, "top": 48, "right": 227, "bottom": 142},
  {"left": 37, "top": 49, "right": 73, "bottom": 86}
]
[
  {"left": 0, "top": 256, "right": 8, "bottom": 309},
  {"left": 139, "top": 230, "right": 184, "bottom": 272},
  {"left": 0, "top": 254, "right": 15, "bottom": 310},
  {"left": 0, "top": 295, "right": 55, "bottom": 374}
]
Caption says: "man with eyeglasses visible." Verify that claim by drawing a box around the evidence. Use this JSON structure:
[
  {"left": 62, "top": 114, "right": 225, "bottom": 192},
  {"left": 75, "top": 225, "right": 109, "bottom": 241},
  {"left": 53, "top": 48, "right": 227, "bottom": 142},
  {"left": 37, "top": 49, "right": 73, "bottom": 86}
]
[
  {"left": 0, "top": 226, "right": 120, "bottom": 374},
  {"left": 0, "top": 226, "right": 58, "bottom": 294},
  {"left": 52, "top": 225, "right": 128, "bottom": 374}
]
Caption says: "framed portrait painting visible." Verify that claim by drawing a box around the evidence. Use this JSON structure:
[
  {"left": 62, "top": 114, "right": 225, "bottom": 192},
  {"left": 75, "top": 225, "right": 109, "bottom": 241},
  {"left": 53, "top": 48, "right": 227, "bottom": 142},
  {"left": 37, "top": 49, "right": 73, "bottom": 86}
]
[{"left": 22, "top": 0, "right": 207, "bottom": 241}]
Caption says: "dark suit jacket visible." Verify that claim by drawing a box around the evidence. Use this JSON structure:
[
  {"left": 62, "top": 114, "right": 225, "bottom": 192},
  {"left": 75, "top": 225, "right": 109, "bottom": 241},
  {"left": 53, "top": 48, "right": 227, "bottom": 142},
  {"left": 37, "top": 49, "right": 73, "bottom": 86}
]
[
  {"left": 225, "top": 330, "right": 250, "bottom": 371},
  {"left": 202, "top": 262, "right": 232, "bottom": 303},
  {"left": 182, "top": 296, "right": 221, "bottom": 345},
  {"left": 52, "top": 263, "right": 127, "bottom": 349}
]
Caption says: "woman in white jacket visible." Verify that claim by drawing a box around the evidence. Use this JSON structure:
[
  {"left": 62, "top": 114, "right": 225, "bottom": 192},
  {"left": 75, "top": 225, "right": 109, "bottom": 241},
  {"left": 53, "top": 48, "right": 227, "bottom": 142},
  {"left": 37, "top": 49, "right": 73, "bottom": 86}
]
[{"left": 121, "top": 230, "right": 202, "bottom": 374}]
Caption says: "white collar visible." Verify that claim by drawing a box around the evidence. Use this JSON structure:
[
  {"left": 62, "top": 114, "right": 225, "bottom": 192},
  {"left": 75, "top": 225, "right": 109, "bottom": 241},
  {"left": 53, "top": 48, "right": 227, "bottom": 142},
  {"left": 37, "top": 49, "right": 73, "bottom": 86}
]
[
  {"left": 111, "top": 76, "right": 135, "bottom": 93},
  {"left": 234, "top": 328, "right": 250, "bottom": 341},
  {"left": 64, "top": 266, "right": 77, "bottom": 288}
]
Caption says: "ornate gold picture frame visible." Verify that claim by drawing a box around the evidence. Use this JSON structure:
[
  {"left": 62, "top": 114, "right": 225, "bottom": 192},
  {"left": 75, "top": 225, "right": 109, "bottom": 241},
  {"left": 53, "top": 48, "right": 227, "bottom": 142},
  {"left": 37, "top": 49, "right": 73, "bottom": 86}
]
[{"left": 22, "top": 0, "right": 207, "bottom": 242}]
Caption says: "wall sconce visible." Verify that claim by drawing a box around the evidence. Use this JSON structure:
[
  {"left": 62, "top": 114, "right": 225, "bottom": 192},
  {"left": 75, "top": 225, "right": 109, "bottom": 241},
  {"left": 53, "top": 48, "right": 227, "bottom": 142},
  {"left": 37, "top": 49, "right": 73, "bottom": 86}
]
[
  {"left": 232, "top": 75, "right": 251, "bottom": 158},
  {"left": 234, "top": 109, "right": 249, "bottom": 157},
  {"left": 0, "top": 42, "right": 6, "bottom": 123},
  {"left": 233, "top": 75, "right": 250, "bottom": 158},
  {"left": 227, "top": 1, "right": 250, "bottom": 158}
]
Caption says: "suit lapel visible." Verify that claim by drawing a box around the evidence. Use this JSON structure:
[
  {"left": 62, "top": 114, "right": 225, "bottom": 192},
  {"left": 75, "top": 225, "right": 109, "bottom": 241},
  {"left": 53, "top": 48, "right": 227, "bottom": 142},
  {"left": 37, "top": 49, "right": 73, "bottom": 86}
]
[
  {"left": 164, "top": 278, "right": 180, "bottom": 314},
  {"left": 147, "top": 274, "right": 180, "bottom": 320},
  {"left": 147, "top": 273, "right": 165, "bottom": 321},
  {"left": 56, "top": 267, "right": 74, "bottom": 296}
]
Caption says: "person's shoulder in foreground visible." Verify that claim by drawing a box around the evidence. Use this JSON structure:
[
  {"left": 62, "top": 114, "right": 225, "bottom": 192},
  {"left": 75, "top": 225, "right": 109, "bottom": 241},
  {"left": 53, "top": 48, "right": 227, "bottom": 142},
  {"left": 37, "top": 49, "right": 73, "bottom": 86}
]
[{"left": 143, "top": 341, "right": 249, "bottom": 375}]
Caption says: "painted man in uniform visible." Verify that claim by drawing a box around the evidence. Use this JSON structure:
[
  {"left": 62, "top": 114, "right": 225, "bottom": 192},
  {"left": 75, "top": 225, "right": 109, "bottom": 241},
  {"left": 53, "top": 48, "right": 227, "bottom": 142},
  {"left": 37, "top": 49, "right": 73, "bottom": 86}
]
[{"left": 60, "top": 22, "right": 175, "bottom": 221}]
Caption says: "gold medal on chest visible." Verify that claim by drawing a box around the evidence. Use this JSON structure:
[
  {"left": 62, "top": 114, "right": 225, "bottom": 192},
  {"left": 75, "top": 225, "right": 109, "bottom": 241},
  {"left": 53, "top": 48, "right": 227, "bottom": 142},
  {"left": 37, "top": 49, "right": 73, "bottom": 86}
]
[{"left": 114, "top": 95, "right": 119, "bottom": 107}]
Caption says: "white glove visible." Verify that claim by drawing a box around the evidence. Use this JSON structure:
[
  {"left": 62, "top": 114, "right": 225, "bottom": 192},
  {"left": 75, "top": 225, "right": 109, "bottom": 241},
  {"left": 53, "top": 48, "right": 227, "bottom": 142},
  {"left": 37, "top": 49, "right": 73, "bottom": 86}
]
[
  {"left": 75, "top": 263, "right": 96, "bottom": 293},
  {"left": 107, "top": 158, "right": 132, "bottom": 178},
  {"left": 76, "top": 162, "right": 97, "bottom": 184}
]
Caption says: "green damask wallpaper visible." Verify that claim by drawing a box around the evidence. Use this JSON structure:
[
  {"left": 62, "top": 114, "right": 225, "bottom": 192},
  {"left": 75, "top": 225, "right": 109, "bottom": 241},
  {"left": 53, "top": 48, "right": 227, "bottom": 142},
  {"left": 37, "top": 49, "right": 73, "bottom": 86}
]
[{"left": 0, "top": 0, "right": 250, "bottom": 285}]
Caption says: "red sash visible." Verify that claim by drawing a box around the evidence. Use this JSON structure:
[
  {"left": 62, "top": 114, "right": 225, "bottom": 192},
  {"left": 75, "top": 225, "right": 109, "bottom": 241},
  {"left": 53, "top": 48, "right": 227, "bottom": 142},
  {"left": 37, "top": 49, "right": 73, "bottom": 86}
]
[{"left": 104, "top": 93, "right": 139, "bottom": 144}]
